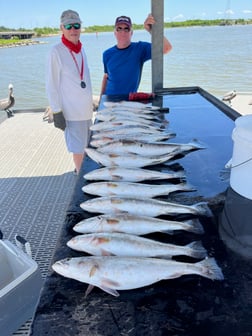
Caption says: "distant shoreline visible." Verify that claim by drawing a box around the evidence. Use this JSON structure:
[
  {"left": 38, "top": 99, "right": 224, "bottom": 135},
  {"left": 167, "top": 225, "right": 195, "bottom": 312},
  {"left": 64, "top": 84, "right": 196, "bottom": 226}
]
[{"left": 0, "top": 40, "right": 46, "bottom": 48}]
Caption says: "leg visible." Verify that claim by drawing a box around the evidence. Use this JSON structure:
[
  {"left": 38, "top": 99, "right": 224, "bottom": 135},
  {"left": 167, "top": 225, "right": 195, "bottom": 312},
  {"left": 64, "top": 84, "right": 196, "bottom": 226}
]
[{"left": 73, "top": 153, "right": 85, "bottom": 175}]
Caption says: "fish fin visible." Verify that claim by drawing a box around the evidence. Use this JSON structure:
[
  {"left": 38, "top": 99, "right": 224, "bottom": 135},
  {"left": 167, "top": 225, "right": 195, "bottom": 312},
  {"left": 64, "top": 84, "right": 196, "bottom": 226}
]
[
  {"left": 94, "top": 237, "right": 110, "bottom": 245},
  {"left": 85, "top": 284, "right": 95, "bottom": 298},
  {"left": 184, "top": 219, "right": 204, "bottom": 234},
  {"left": 174, "top": 170, "right": 186, "bottom": 179},
  {"left": 186, "top": 241, "right": 208, "bottom": 259},
  {"left": 109, "top": 153, "right": 120, "bottom": 158},
  {"left": 107, "top": 218, "right": 120, "bottom": 225},
  {"left": 180, "top": 182, "right": 196, "bottom": 192},
  {"left": 196, "top": 257, "right": 224, "bottom": 281},
  {"left": 111, "top": 174, "right": 123, "bottom": 181},
  {"left": 193, "top": 202, "right": 213, "bottom": 217},
  {"left": 188, "top": 139, "right": 207, "bottom": 150},
  {"left": 89, "top": 264, "right": 99, "bottom": 277},
  {"left": 102, "top": 136, "right": 114, "bottom": 142},
  {"left": 101, "top": 248, "right": 113, "bottom": 256},
  {"left": 100, "top": 278, "right": 120, "bottom": 297}
]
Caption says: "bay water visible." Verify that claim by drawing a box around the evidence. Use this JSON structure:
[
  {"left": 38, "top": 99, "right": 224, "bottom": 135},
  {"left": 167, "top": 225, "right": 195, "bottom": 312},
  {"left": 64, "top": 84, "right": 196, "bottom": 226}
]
[{"left": 0, "top": 24, "right": 251, "bottom": 110}]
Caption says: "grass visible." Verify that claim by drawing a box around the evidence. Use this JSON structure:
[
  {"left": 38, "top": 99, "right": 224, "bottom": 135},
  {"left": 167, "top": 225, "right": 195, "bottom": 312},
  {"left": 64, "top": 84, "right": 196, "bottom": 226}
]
[{"left": 0, "top": 38, "right": 35, "bottom": 47}]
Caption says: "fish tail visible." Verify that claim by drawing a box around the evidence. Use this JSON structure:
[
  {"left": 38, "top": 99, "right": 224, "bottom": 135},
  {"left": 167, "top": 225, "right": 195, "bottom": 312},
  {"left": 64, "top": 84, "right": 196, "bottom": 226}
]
[
  {"left": 187, "top": 241, "right": 208, "bottom": 259},
  {"left": 192, "top": 202, "right": 213, "bottom": 217},
  {"left": 196, "top": 257, "right": 224, "bottom": 281},
  {"left": 181, "top": 183, "right": 196, "bottom": 192},
  {"left": 188, "top": 139, "right": 206, "bottom": 150},
  {"left": 174, "top": 170, "right": 186, "bottom": 178},
  {"left": 185, "top": 219, "right": 205, "bottom": 234}
]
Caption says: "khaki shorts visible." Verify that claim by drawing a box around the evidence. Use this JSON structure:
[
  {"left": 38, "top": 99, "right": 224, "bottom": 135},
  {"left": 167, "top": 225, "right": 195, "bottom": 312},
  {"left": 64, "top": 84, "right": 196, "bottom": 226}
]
[{"left": 65, "top": 119, "right": 92, "bottom": 154}]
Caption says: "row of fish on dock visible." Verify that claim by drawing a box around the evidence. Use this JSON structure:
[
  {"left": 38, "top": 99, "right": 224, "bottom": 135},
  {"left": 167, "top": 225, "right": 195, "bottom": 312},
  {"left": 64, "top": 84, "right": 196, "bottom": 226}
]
[{"left": 52, "top": 100, "right": 224, "bottom": 297}]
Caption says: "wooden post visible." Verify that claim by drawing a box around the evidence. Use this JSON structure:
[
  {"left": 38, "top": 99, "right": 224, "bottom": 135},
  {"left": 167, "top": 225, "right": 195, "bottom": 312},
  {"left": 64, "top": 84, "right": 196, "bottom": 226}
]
[{"left": 151, "top": 0, "right": 164, "bottom": 92}]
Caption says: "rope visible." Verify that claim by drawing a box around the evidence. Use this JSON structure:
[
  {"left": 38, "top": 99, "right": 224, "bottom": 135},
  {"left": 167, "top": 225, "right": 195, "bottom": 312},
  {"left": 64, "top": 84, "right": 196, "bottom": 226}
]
[{"left": 231, "top": 156, "right": 252, "bottom": 169}]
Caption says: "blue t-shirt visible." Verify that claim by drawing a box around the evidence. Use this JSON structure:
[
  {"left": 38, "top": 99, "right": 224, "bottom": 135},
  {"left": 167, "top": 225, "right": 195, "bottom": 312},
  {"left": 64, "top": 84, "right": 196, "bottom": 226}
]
[{"left": 103, "top": 41, "right": 151, "bottom": 95}]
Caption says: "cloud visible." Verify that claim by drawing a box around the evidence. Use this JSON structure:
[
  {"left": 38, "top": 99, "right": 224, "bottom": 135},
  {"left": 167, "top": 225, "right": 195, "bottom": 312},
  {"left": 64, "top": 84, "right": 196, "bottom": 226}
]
[
  {"left": 172, "top": 14, "right": 184, "bottom": 21},
  {"left": 242, "top": 9, "right": 252, "bottom": 14},
  {"left": 225, "top": 9, "right": 234, "bottom": 15}
]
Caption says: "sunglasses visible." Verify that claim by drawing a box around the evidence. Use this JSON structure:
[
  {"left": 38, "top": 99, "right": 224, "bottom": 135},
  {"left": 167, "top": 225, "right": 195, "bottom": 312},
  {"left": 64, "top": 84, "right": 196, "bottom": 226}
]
[
  {"left": 116, "top": 26, "right": 130, "bottom": 32},
  {"left": 64, "top": 23, "right": 81, "bottom": 30}
]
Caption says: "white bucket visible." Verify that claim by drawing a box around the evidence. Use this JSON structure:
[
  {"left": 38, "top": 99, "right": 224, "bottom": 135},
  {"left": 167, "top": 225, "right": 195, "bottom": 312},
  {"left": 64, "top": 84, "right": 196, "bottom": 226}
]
[{"left": 230, "top": 115, "right": 252, "bottom": 200}]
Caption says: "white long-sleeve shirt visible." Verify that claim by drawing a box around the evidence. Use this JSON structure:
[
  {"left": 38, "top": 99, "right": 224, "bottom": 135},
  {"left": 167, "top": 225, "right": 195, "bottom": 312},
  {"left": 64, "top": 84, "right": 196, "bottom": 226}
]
[{"left": 46, "top": 42, "right": 93, "bottom": 121}]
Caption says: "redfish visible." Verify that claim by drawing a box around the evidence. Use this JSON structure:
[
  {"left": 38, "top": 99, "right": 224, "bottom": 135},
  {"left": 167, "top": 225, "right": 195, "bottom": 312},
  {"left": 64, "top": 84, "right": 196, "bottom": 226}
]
[
  {"left": 52, "top": 256, "right": 224, "bottom": 297},
  {"left": 67, "top": 232, "right": 207, "bottom": 259},
  {"left": 73, "top": 214, "right": 204, "bottom": 235},
  {"left": 80, "top": 196, "right": 212, "bottom": 217}
]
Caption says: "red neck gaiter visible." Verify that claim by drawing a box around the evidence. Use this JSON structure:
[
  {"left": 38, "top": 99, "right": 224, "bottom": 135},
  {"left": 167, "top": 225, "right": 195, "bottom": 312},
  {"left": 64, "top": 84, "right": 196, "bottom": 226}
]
[{"left": 61, "top": 34, "right": 82, "bottom": 53}]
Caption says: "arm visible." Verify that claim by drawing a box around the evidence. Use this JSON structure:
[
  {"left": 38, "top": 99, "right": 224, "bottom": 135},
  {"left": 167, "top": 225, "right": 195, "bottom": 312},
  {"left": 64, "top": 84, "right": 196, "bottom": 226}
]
[
  {"left": 46, "top": 49, "right": 62, "bottom": 113},
  {"left": 144, "top": 14, "right": 172, "bottom": 54},
  {"left": 100, "top": 73, "right": 108, "bottom": 96},
  {"left": 46, "top": 49, "right": 66, "bottom": 130}
]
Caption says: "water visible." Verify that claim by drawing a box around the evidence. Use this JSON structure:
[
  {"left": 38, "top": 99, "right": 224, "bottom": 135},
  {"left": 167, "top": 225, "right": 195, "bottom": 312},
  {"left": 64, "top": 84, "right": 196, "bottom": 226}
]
[{"left": 0, "top": 24, "right": 251, "bottom": 110}]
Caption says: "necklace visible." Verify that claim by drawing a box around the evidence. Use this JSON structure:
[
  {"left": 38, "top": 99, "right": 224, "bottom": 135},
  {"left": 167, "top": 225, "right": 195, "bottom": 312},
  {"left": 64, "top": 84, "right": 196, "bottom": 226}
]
[{"left": 69, "top": 50, "right": 86, "bottom": 89}]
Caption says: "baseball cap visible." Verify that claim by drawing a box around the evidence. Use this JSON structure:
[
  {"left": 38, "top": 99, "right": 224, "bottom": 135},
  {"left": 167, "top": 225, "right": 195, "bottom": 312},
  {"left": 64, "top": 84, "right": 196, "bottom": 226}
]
[
  {"left": 60, "top": 10, "right": 82, "bottom": 25},
  {"left": 115, "top": 16, "right": 132, "bottom": 28}
]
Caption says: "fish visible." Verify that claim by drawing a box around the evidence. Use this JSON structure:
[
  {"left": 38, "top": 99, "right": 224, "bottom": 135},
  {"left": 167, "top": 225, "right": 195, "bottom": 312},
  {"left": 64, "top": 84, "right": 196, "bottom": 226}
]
[
  {"left": 67, "top": 232, "right": 207, "bottom": 259},
  {"left": 95, "top": 111, "right": 164, "bottom": 122},
  {"left": 96, "top": 110, "right": 161, "bottom": 121},
  {"left": 52, "top": 256, "right": 224, "bottom": 297},
  {"left": 82, "top": 181, "right": 195, "bottom": 198},
  {"left": 91, "top": 126, "right": 168, "bottom": 139},
  {"left": 73, "top": 214, "right": 205, "bottom": 235},
  {"left": 84, "top": 167, "right": 185, "bottom": 182},
  {"left": 80, "top": 196, "right": 212, "bottom": 217},
  {"left": 85, "top": 148, "right": 179, "bottom": 168},
  {"left": 97, "top": 139, "right": 205, "bottom": 157},
  {"left": 90, "top": 119, "right": 163, "bottom": 132},
  {"left": 103, "top": 101, "right": 160, "bottom": 110},
  {"left": 90, "top": 132, "right": 176, "bottom": 148}
]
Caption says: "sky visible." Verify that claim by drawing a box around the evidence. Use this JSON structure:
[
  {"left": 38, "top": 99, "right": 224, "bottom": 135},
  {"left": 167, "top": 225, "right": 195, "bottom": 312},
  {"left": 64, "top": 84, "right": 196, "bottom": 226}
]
[{"left": 0, "top": 0, "right": 252, "bottom": 29}]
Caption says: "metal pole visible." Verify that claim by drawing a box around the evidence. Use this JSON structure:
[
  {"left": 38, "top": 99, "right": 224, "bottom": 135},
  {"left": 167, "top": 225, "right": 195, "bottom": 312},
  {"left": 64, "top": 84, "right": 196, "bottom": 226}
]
[{"left": 151, "top": 0, "right": 164, "bottom": 92}]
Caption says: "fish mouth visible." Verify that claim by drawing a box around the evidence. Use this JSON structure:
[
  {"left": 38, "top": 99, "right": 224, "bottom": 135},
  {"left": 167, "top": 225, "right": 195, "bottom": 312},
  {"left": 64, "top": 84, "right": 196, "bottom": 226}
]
[{"left": 52, "top": 259, "right": 70, "bottom": 273}]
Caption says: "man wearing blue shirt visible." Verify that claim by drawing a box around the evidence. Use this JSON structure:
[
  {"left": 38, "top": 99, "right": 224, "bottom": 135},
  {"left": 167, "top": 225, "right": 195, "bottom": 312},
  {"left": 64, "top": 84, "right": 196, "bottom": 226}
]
[{"left": 100, "top": 14, "right": 172, "bottom": 96}]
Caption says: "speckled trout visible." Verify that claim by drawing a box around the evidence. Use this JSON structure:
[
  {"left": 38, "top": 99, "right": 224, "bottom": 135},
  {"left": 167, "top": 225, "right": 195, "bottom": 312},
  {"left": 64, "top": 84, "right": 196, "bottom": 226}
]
[
  {"left": 80, "top": 196, "right": 212, "bottom": 217},
  {"left": 90, "top": 119, "right": 163, "bottom": 132},
  {"left": 91, "top": 126, "right": 168, "bottom": 139},
  {"left": 73, "top": 214, "right": 204, "bottom": 235},
  {"left": 85, "top": 148, "right": 179, "bottom": 168},
  {"left": 103, "top": 100, "right": 160, "bottom": 110},
  {"left": 98, "top": 105, "right": 160, "bottom": 115},
  {"left": 97, "top": 139, "right": 205, "bottom": 156},
  {"left": 95, "top": 111, "right": 163, "bottom": 122},
  {"left": 82, "top": 181, "right": 195, "bottom": 198},
  {"left": 84, "top": 167, "right": 185, "bottom": 182},
  {"left": 67, "top": 232, "right": 207, "bottom": 259},
  {"left": 52, "top": 256, "right": 224, "bottom": 297},
  {"left": 90, "top": 132, "right": 176, "bottom": 148}
]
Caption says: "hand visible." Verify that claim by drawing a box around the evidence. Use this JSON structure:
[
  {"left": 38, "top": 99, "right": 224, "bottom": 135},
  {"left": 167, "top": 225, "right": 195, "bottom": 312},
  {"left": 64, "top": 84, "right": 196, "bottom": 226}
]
[
  {"left": 144, "top": 14, "right": 156, "bottom": 33},
  {"left": 53, "top": 111, "right": 66, "bottom": 131}
]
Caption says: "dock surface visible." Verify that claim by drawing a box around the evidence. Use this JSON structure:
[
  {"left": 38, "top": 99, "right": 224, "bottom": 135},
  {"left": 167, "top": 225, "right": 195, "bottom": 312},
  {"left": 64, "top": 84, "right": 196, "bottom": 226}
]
[
  {"left": 223, "top": 91, "right": 252, "bottom": 115},
  {"left": 0, "top": 111, "right": 77, "bottom": 335}
]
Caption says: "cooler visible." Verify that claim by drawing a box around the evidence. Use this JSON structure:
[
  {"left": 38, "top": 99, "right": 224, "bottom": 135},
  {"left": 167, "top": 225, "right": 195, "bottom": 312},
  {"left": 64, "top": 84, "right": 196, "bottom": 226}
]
[{"left": 0, "top": 235, "right": 43, "bottom": 336}]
